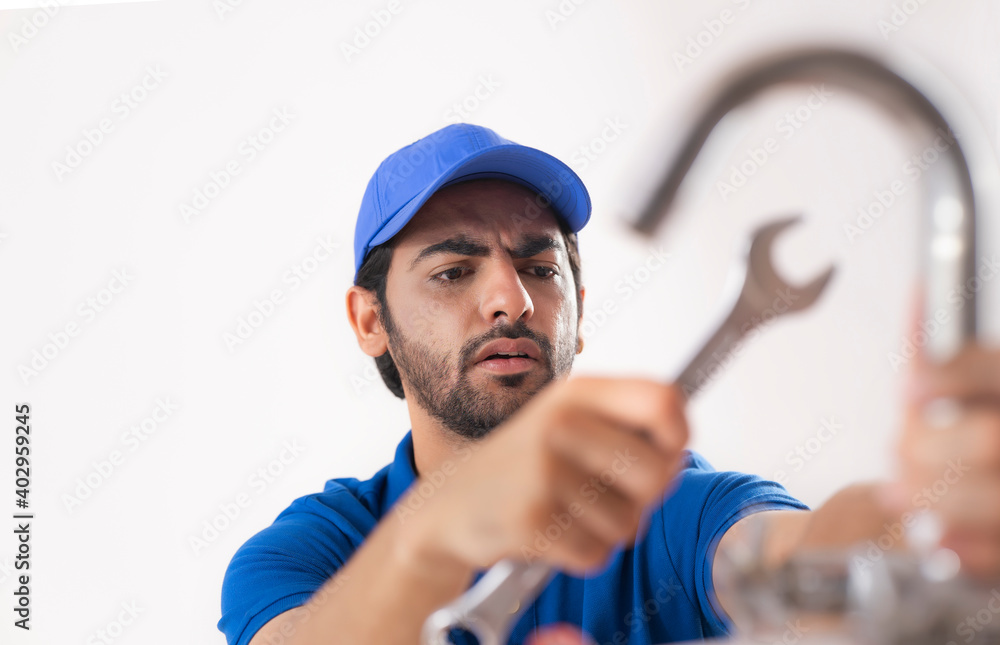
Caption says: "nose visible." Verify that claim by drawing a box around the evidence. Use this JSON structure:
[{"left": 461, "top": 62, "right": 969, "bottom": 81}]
[{"left": 479, "top": 261, "right": 534, "bottom": 324}]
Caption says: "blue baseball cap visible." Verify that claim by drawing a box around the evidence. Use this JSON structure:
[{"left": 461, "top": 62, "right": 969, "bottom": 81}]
[{"left": 353, "top": 123, "right": 591, "bottom": 278}]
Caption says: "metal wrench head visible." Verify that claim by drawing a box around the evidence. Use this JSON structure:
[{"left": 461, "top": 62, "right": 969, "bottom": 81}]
[{"left": 745, "top": 214, "right": 836, "bottom": 313}]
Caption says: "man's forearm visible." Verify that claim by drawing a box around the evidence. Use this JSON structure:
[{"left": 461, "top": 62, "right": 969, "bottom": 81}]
[{"left": 253, "top": 506, "right": 475, "bottom": 645}]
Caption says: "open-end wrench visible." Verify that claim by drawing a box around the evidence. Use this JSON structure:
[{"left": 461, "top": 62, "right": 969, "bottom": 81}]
[{"left": 421, "top": 214, "right": 836, "bottom": 645}]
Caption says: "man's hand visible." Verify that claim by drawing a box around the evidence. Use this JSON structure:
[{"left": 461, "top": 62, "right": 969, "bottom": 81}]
[
  {"left": 401, "top": 376, "right": 690, "bottom": 575},
  {"left": 894, "top": 341, "right": 1000, "bottom": 577}
]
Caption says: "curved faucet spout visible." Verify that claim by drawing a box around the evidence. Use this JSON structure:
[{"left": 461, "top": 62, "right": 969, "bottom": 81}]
[{"left": 631, "top": 46, "right": 1000, "bottom": 361}]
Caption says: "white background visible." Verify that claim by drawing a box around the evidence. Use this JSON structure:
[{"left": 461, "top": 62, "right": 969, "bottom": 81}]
[{"left": 2, "top": 1, "right": 999, "bottom": 643}]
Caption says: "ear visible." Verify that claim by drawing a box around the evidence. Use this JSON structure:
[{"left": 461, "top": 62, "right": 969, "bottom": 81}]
[{"left": 346, "top": 285, "right": 389, "bottom": 358}]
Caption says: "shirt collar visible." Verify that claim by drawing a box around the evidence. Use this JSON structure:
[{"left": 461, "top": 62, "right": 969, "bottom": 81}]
[{"left": 381, "top": 430, "right": 418, "bottom": 517}]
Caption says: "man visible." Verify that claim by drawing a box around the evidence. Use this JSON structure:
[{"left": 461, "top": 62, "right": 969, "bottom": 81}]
[{"left": 219, "top": 123, "right": 1000, "bottom": 645}]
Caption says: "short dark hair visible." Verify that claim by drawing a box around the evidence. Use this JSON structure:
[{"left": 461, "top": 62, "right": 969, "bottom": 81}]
[{"left": 354, "top": 218, "right": 583, "bottom": 399}]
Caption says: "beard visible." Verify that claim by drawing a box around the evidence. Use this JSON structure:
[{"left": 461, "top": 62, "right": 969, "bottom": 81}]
[{"left": 383, "top": 305, "right": 576, "bottom": 441}]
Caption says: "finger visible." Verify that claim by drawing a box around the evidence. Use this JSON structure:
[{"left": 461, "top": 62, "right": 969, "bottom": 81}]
[
  {"left": 546, "top": 408, "right": 678, "bottom": 506},
  {"left": 553, "top": 377, "right": 689, "bottom": 458},
  {"left": 906, "top": 344, "right": 1000, "bottom": 405},
  {"left": 545, "top": 453, "right": 644, "bottom": 549},
  {"left": 918, "top": 479, "right": 1000, "bottom": 533},
  {"left": 512, "top": 459, "right": 621, "bottom": 571},
  {"left": 899, "top": 406, "right": 1000, "bottom": 473}
]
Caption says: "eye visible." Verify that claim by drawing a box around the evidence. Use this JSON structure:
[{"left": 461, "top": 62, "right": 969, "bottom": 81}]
[
  {"left": 526, "top": 266, "right": 557, "bottom": 279},
  {"left": 433, "top": 267, "right": 468, "bottom": 282}
]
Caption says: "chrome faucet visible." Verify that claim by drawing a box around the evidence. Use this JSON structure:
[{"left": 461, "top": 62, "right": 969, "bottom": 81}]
[{"left": 631, "top": 45, "right": 1000, "bottom": 362}]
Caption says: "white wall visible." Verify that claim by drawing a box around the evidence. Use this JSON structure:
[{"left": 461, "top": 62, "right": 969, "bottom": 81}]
[{"left": 1, "top": 1, "right": 998, "bottom": 643}]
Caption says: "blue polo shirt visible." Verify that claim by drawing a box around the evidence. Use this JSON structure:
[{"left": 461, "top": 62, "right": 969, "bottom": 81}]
[{"left": 219, "top": 431, "right": 807, "bottom": 645}]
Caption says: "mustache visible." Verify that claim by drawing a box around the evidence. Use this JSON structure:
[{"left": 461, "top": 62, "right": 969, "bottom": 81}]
[{"left": 461, "top": 320, "right": 552, "bottom": 368}]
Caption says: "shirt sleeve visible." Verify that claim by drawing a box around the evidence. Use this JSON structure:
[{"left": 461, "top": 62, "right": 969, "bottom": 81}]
[
  {"left": 658, "top": 450, "right": 810, "bottom": 637},
  {"left": 217, "top": 492, "right": 373, "bottom": 645}
]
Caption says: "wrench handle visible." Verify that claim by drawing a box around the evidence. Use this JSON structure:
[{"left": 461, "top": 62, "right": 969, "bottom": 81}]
[{"left": 675, "top": 293, "right": 763, "bottom": 399}]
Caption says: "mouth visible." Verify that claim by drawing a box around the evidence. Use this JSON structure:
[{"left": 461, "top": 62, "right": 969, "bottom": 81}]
[
  {"left": 472, "top": 338, "right": 541, "bottom": 375},
  {"left": 475, "top": 352, "right": 537, "bottom": 374}
]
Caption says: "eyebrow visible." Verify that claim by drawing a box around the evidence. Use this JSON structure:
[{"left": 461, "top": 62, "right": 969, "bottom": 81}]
[{"left": 409, "top": 234, "right": 560, "bottom": 271}]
